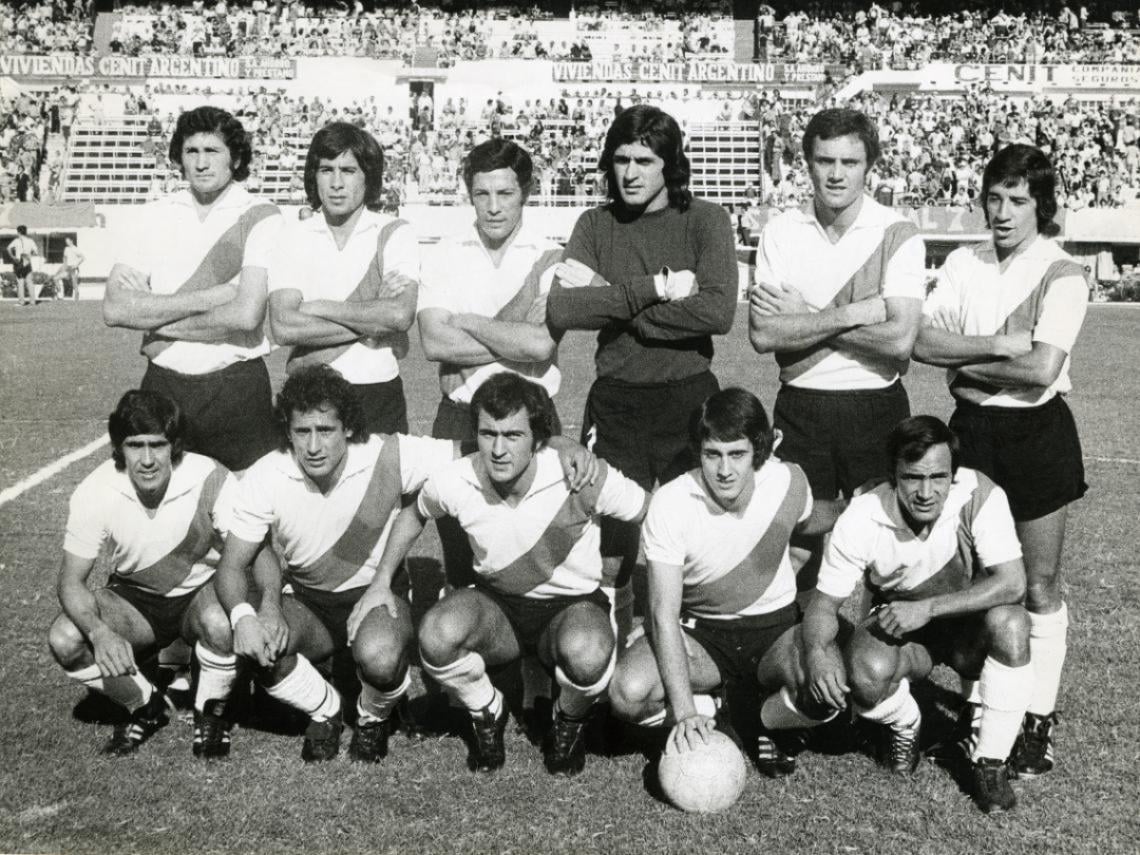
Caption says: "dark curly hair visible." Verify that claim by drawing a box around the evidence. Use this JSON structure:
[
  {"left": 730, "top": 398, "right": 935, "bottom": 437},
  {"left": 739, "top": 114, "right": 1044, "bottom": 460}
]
[
  {"left": 108, "top": 390, "right": 186, "bottom": 470},
  {"left": 885, "top": 415, "right": 960, "bottom": 484},
  {"left": 469, "top": 373, "right": 560, "bottom": 448},
  {"left": 690, "top": 387, "right": 774, "bottom": 470},
  {"left": 303, "top": 121, "right": 386, "bottom": 212},
  {"left": 168, "top": 105, "right": 252, "bottom": 182},
  {"left": 274, "top": 365, "right": 368, "bottom": 451},
  {"left": 981, "top": 143, "right": 1061, "bottom": 238},
  {"left": 598, "top": 105, "right": 691, "bottom": 212}
]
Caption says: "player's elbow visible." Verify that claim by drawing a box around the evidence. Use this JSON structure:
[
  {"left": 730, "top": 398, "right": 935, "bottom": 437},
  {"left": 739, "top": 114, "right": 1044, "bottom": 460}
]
[
  {"left": 748, "top": 324, "right": 777, "bottom": 355},
  {"left": 102, "top": 291, "right": 130, "bottom": 327},
  {"left": 419, "top": 335, "right": 449, "bottom": 363}
]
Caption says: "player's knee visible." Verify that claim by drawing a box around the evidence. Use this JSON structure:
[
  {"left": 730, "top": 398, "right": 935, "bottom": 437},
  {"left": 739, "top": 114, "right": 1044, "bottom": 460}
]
[
  {"left": 417, "top": 605, "right": 472, "bottom": 667},
  {"left": 354, "top": 629, "right": 409, "bottom": 687},
  {"left": 554, "top": 624, "right": 613, "bottom": 685},
  {"left": 985, "top": 605, "right": 1030, "bottom": 664},
  {"left": 191, "top": 606, "right": 233, "bottom": 655},
  {"left": 607, "top": 662, "right": 657, "bottom": 721},
  {"left": 48, "top": 613, "right": 88, "bottom": 668},
  {"left": 847, "top": 644, "right": 896, "bottom": 707}
]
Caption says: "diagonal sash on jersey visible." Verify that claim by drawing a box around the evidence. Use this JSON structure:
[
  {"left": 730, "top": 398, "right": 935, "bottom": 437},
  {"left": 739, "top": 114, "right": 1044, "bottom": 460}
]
[
  {"left": 681, "top": 464, "right": 808, "bottom": 617},
  {"left": 124, "top": 464, "right": 228, "bottom": 596},
  {"left": 286, "top": 436, "right": 403, "bottom": 592},
  {"left": 141, "top": 204, "right": 280, "bottom": 359},
  {"left": 870, "top": 473, "right": 997, "bottom": 605},
  {"left": 480, "top": 459, "right": 607, "bottom": 597},
  {"left": 440, "top": 247, "right": 564, "bottom": 394},
  {"left": 950, "top": 259, "right": 1087, "bottom": 404},
  {"left": 776, "top": 221, "right": 918, "bottom": 383},
  {"left": 287, "top": 218, "right": 411, "bottom": 374}
]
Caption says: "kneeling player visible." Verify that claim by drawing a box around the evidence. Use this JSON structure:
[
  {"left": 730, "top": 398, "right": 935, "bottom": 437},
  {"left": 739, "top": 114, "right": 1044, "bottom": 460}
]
[
  {"left": 803, "top": 416, "right": 1032, "bottom": 813},
  {"left": 48, "top": 391, "right": 241, "bottom": 757},
  {"left": 608, "top": 388, "right": 839, "bottom": 774},
  {"left": 360, "top": 373, "right": 647, "bottom": 775}
]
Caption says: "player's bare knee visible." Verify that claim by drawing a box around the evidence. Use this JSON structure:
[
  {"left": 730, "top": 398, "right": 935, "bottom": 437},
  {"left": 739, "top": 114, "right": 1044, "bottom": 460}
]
[
  {"left": 354, "top": 631, "right": 408, "bottom": 687},
  {"left": 554, "top": 626, "right": 613, "bottom": 685},
  {"left": 190, "top": 607, "right": 233, "bottom": 655},
  {"left": 847, "top": 645, "right": 897, "bottom": 707},
  {"left": 985, "top": 605, "right": 1030, "bottom": 665},
  {"left": 607, "top": 664, "right": 656, "bottom": 721},
  {"left": 417, "top": 607, "right": 471, "bottom": 667},
  {"left": 48, "top": 614, "right": 89, "bottom": 668}
]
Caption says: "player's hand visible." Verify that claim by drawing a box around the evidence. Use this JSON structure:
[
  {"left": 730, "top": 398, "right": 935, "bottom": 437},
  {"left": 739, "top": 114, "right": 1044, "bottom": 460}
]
[
  {"left": 660, "top": 269, "right": 697, "bottom": 301},
  {"left": 258, "top": 604, "right": 290, "bottom": 660},
  {"left": 667, "top": 714, "right": 716, "bottom": 754},
  {"left": 874, "top": 600, "right": 933, "bottom": 638},
  {"left": 749, "top": 281, "right": 809, "bottom": 317},
  {"left": 554, "top": 441, "right": 600, "bottom": 492},
  {"left": 995, "top": 330, "right": 1033, "bottom": 359},
  {"left": 89, "top": 625, "right": 138, "bottom": 678},
  {"left": 847, "top": 296, "right": 887, "bottom": 326},
  {"left": 346, "top": 585, "right": 401, "bottom": 645},
  {"left": 233, "top": 615, "right": 275, "bottom": 668},
  {"left": 378, "top": 271, "right": 414, "bottom": 298},
  {"left": 554, "top": 259, "right": 608, "bottom": 289},
  {"left": 804, "top": 644, "right": 849, "bottom": 712},
  {"left": 116, "top": 267, "right": 152, "bottom": 293}
]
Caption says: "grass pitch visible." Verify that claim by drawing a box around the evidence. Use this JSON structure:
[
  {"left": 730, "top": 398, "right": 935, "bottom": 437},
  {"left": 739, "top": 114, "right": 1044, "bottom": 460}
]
[{"left": 1, "top": 301, "right": 1138, "bottom": 854}]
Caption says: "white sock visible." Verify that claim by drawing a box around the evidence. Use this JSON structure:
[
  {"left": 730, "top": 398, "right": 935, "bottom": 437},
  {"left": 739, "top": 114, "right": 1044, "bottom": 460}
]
[
  {"left": 194, "top": 642, "right": 238, "bottom": 713},
  {"left": 521, "top": 655, "right": 551, "bottom": 709},
  {"left": 972, "top": 656, "right": 1034, "bottom": 762},
  {"left": 264, "top": 655, "right": 341, "bottom": 722},
  {"left": 637, "top": 707, "right": 668, "bottom": 728},
  {"left": 760, "top": 685, "right": 838, "bottom": 730},
  {"left": 960, "top": 677, "right": 982, "bottom": 705},
  {"left": 857, "top": 678, "right": 921, "bottom": 732},
  {"left": 1028, "top": 603, "right": 1068, "bottom": 716},
  {"left": 421, "top": 651, "right": 497, "bottom": 713},
  {"left": 357, "top": 670, "right": 410, "bottom": 724},
  {"left": 66, "top": 664, "right": 154, "bottom": 713},
  {"left": 554, "top": 657, "right": 615, "bottom": 720}
]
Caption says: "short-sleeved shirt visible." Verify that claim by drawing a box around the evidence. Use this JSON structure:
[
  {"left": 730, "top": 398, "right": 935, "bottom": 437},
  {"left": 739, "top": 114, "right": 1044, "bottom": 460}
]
[
  {"left": 417, "top": 448, "right": 647, "bottom": 599},
  {"left": 418, "top": 220, "right": 562, "bottom": 403},
  {"left": 924, "top": 235, "right": 1088, "bottom": 407},
  {"left": 643, "top": 460, "right": 811, "bottom": 620},
  {"left": 117, "top": 184, "right": 282, "bottom": 375},
  {"left": 64, "top": 452, "right": 238, "bottom": 598},
  {"left": 816, "top": 468, "right": 1022, "bottom": 601},
  {"left": 269, "top": 209, "right": 420, "bottom": 384},
  {"left": 754, "top": 196, "right": 926, "bottom": 390},
  {"left": 230, "top": 434, "right": 455, "bottom": 592}
]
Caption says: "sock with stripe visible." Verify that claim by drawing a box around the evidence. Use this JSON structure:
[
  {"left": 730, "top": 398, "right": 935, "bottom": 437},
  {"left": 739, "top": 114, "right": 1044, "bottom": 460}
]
[
  {"left": 760, "top": 685, "right": 839, "bottom": 730},
  {"left": 856, "top": 678, "right": 921, "bottom": 732},
  {"left": 421, "top": 651, "right": 498, "bottom": 714},
  {"left": 194, "top": 642, "right": 238, "bottom": 713},
  {"left": 264, "top": 655, "right": 341, "bottom": 722},
  {"left": 357, "top": 669, "right": 411, "bottom": 724},
  {"left": 66, "top": 663, "right": 154, "bottom": 713}
]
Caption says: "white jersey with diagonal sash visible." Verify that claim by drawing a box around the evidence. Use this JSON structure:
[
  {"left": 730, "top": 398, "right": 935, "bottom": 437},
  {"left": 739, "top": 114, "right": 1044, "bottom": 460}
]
[
  {"left": 924, "top": 235, "right": 1088, "bottom": 407},
  {"left": 642, "top": 460, "right": 812, "bottom": 620},
  {"left": 64, "top": 452, "right": 238, "bottom": 597},
  {"left": 816, "top": 467, "right": 1022, "bottom": 602},
  {"left": 117, "top": 183, "right": 283, "bottom": 375},
  {"left": 754, "top": 196, "right": 926, "bottom": 390},
  {"left": 230, "top": 434, "right": 455, "bottom": 592},
  {"left": 417, "top": 448, "right": 646, "bottom": 599}
]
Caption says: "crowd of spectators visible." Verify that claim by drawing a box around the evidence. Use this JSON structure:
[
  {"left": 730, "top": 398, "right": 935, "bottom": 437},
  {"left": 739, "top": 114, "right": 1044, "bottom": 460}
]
[{"left": 0, "top": 86, "right": 78, "bottom": 205}]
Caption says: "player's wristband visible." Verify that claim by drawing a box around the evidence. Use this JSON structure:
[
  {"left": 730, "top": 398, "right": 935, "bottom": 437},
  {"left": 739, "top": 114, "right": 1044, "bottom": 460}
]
[{"left": 229, "top": 602, "right": 257, "bottom": 629}]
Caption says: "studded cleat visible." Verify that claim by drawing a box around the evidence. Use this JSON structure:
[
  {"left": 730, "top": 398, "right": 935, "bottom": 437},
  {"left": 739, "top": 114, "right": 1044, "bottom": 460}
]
[
  {"left": 103, "top": 691, "right": 169, "bottom": 756},
  {"left": 348, "top": 716, "right": 393, "bottom": 763},
  {"left": 301, "top": 711, "right": 344, "bottom": 763},
  {"left": 543, "top": 710, "right": 588, "bottom": 776},
  {"left": 755, "top": 732, "right": 797, "bottom": 778},
  {"left": 192, "top": 698, "right": 232, "bottom": 759},
  {"left": 884, "top": 717, "right": 922, "bottom": 775},
  {"left": 468, "top": 701, "right": 508, "bottom": 772},
  {"left": 1012, "top": 711, "right": 1057, "bottom": 778},
  {"left": 971, "top": 757, "right": 1017, "bottom": 813}
]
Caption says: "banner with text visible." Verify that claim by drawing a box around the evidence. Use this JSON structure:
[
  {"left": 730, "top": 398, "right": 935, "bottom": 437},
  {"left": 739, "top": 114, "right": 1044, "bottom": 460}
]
[
  {"left": 0, "top": 53, "right": 296, "bottom": 80},
  {"left": 552, "top": 60, "right": 833, "bottom": 85},
  {"left": 935, "top": 63, "right": 1140, "bottom": 90}
]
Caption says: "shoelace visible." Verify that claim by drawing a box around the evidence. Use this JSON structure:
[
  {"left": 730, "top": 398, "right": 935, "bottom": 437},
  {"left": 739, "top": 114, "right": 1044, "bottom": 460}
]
[
  {"left": 889, "top": 726, "right": 918, "bottom": 763},
  {"left": 551, "top": 717, "right": 584, "bottom": 754}
]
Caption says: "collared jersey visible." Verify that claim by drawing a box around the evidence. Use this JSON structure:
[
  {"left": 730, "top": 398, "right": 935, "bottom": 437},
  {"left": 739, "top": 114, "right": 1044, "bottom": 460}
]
[
  {"left": 417, "top": 448, "right": 647, "bottom": 599},
  {"left": 642, "top": 460, "right": 811, "bottom": 620},
  {"left": 230, "top": 433, "right": 455, "bottom": 592},
  {"left": 268, "top": 208, "right": 420, "bottom": 384},
  {"left": 118, "top": 184, "right": 283, "bottom": 375},
  {"left": 64, "top": 452, "right": 238, "bottom": 597},
  {"left": 924, "top": 235, "right": 1088, "bottom": 407},
  {"left": 754, "top": 195, "right": 926, "bottom": 390},
  {"left": 418, "top": 220, "right": 562, "bottom": 403},
  {"left": 817, "top": 468, "right": 1022, "bottom": 601}
]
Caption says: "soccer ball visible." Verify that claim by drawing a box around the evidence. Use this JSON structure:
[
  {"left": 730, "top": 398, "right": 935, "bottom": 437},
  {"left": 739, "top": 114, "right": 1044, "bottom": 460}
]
[{"left": 657, "top": 731, "right": 747, "bottom": 813}]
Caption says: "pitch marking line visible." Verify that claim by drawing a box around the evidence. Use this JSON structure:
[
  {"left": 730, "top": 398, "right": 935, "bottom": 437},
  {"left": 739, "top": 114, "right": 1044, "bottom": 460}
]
[
  {"left": 0, "top": 435, "right": 109, "bottom": 510},
  {"left": 1086, "top": 455, "right": 1140, "bottom": 465}
]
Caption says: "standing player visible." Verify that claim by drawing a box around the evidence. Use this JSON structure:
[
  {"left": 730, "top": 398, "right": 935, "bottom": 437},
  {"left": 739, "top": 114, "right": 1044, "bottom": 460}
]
[
  {"left": 914, "top": 144, "right": 1088, "bottom": 778},
  {"left": 748, "top": 107, "right": 926, "bottom": 591},
  {"left": 8, "top": 224, "right": 40, "bottom": 306},
  {"left": 608, "top": 389, "right": 839, "bottom": 775},
  {"left": 102, "top": 106, "right": 283, "bottom": 473},
  {"left": 268, "top": 121, "right": 419, "bottom": 436},
  {"left": 546, "top": 104, "right": 737, "bottom": 630},
  {"left": 803, "top": 416, "right": 1032, "bottom": 813},
  {"left": 360, "top": 374, "right": 647, "bottom": 775},
  {"left": 416, "top": 138, "right": 562, "bottom": 585},
  {"left": 47, "top": 391, "right": 242, "bottom": 758},
  {"left": 53, "top": 237, "right": 85, "bottom": 300}
]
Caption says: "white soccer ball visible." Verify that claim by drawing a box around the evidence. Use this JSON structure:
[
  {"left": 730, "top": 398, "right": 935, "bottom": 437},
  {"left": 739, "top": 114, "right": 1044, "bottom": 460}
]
[{"left": 657, "top": 731, "right": 747, "bottom": 813}]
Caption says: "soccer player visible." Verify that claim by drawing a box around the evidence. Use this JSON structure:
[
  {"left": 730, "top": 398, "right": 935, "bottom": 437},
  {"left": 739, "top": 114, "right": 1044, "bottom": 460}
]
[
  {"left": 748, "top": 107, "right": 926, "bottom": 590},
  {"left": 268, "top": 121, "right": 419, "bottom": 436},
  {"left": 803, "top": 416, "right": 1032, "bottom": 813},
  {"left": 608, "top": 388, "right": 839, "bottom": 775},
  {"left": 47, "top": 390, "right": 242, "bottom": 757},
  {"left": 361, "top": 374, "right": 647, "bottom": 775},
  {"left": 102, "top": 106, "right": 283, "bottom": 472},
  {"left": 416, "top": 137, "right": 562, "bottom": 585},
  {"left": 914, "top": 144, "right": 1088, "bottom": 778},
  {"left": 546, "top": 104, "right": 737, "bottom": 630},
  {"left": 8, "top": 224, "right": 40, "bottom": 306}
]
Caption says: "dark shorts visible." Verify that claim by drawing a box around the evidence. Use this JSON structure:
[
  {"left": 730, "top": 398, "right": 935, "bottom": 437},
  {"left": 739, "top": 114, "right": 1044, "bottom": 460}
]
[
  {"left": 289, "top": 574, "right": 410, "bottom": 653},
  {"left": 682, "top": 603, "right": 799, "bottom": 686},
  {"left": 949, "top": 396, "right": 1087, "bottom": 522},
  {"left": 356, "top": 376, "right": 408, "bottom": 436},
  {"left": 14, "top": 260, "right": 33, "bottom": 279},
  {"left": 141, "top": 358, "right": 277, "bottom": 472},
  {"left": 773, "top": 380, "right": 910, "bottom": 500},
  {"left": 431, "top": 396, "right": 475, "bottom": 446},
  {"left": 867, "top": 610, "right": 987, "bottom": 678},
  {"left": 106, "top": 581, "right": 200, "bottom": 651},
  {"left": 477, "top": 586, "right": 611, "bottom": 657}
]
